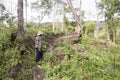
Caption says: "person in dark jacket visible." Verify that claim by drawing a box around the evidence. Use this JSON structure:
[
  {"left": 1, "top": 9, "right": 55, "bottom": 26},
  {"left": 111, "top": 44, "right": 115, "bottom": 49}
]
[{"left": 35, "top": 31, "right": 43, "bottom": 66}]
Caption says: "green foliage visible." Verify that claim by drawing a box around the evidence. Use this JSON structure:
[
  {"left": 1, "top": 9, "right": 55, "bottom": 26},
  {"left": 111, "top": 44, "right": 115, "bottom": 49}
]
[
  {"left": 99, "top": 0, "right": 120, "bottom": 42},
  {"left": 67, "top": 25, "right": 75, "bottom": 32},
  {"left": 99, "top": 0, "right": 120, "bottom": 14},
  {"left": 64, "top": 16, "right": 70, "bottom": 26},
  {"left": 56, "top": 43, "right": 75, "bottom": 55},
  {"left": 0, "top": 22, "right": 120, "bottom": 80},
  {"left": 0, "top": 24, "right": 12, "bottom": 51},
  {"left": 79, "top": 37, "right": 120, "bottom": 80},
  {"left": 83, "top": 21, "right": 95, "bottom": 36},
  {"left": 38, "top": 36, "right": 120, "bottom": 80}
]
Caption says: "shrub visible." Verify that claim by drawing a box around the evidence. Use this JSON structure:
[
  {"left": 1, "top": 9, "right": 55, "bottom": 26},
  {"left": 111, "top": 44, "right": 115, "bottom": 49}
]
[{"left": 83, "top": 21, "right": 95, "bottom": 36}]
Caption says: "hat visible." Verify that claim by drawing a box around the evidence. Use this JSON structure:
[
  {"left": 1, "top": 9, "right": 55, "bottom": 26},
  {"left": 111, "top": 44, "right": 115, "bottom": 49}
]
[{"left": 37, "top": 31, "right": 43, "bottom": 36}]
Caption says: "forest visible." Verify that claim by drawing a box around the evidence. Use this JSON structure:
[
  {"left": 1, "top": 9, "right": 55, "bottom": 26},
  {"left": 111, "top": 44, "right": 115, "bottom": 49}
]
[{"left": 0, "top": 0, "right": 120, "bottom": 80}]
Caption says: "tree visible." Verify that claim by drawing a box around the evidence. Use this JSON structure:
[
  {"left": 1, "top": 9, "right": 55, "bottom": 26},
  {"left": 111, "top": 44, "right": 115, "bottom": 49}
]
[
  {"left": 52, "top": 0, "right": 66, "bottom": 31},
  {"left": 25, "top": 0, "right": 27, "bottom": 22},
  {"left": 61, "top": 4, "right": 65, "bottom": 31},
  {"left": 31, "top": 0, "right": 52, "bottom": 25},
  {"left": 67, "top": 0, "right": 82, "bottom": 37},
  {"left": 0, "top": 3, "right": 15, "bottom": 27},
  {"left": 32, "top": 0, "right": 66, "bottom": 31},
  {"left": 52, "top": 1, "right": 56, "bottom": 31},
  {"left": 78, "top": 0, "right": 82, "bottom": 21},
  {"left": 94, "top": 0, "right": 99, "bottom": 38},
  {"left": 17, "top": 0, "right": 24, "bottom": 37},
  {"left": 99, "top": 0, "right": 120, "bottom": 42},
  {"left": 0, "top": 3, "right": 5, "bottom": 21},
  {"left": 17, "top": 0, "right": 26, "bottom": 51}
]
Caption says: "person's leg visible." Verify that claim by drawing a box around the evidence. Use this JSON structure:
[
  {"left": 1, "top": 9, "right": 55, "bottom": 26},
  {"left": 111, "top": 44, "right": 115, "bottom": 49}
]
[
  {"left": 35, "top": 48, "right": 39, "bottom": 65},
  {"left": 40, "top": 50, "right": 43, "bottom": 60}
]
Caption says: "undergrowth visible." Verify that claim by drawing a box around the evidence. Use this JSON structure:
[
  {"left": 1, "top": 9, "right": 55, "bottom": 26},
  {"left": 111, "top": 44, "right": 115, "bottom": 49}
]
[{"left": 0, "top": 23, "right": 120, "bottom": 80}]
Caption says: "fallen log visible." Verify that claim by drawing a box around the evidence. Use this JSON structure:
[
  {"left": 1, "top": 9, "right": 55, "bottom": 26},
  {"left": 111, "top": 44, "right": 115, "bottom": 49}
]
[{"left": 55, "top": 33, "right": 79, "bottom": 44}]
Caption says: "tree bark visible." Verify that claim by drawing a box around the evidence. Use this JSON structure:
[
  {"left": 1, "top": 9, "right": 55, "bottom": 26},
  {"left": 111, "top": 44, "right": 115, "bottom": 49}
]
[
  {"left": 67, "top": 0, "right": 82, "bottom": 37},
  {"left": 17, "top": 0, "right": 25, "bottom": 38},
  {"left": 17, "top": 0, "right": 26, "bottom": 52},
  {"left": 62, "top": 5, "right": 65, "bottom": 31},
  {"left": 79, "top": 0, "right": 82, "bottom": 19},
  {"left": 94, "top": 0, "right": 99, "bottom": 38},
  {"left": 52, "top": 1, "right": 56, "bottom": 32},
  {"left": 25, "top": 0, "right": 27, "bottom": 22}
]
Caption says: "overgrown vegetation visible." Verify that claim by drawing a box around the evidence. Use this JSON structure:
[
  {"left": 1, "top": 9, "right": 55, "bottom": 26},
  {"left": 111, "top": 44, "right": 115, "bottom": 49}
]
[
  {"left": 0, "top": 22, "right": 120, "bottom": 80},
  {"left": 1, "top": 0, "right": 120, "bottom": 79}
]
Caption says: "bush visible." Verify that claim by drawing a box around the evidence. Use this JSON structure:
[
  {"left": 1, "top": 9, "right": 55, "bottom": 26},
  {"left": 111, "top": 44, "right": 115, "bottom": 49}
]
[{"left": 83, "top": 21, "right": 95, "bottom": 36}]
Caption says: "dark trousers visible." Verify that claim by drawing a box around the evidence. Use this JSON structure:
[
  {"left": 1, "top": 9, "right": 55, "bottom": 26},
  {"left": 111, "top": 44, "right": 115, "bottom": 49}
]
[{"left": 35, "top": 48, "right": 43, "bottom": 63}]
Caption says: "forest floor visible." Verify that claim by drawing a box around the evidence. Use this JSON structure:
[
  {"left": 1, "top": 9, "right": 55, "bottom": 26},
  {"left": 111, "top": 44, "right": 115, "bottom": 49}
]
[
  {"left": 0, "top": 26, "right": 120, "bottom": 80},
  {"left": 33, "top": 32, "right": 120, "bottom": 80}
]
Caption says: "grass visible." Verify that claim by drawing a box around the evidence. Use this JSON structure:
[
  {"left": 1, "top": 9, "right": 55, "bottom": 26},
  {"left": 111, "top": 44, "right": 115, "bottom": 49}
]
[
  {"left": 40, "top": 36, "right": 120, "bottom": 80},
  {"left": 0, "top": 23, "right": 120, "bottom": 80}
]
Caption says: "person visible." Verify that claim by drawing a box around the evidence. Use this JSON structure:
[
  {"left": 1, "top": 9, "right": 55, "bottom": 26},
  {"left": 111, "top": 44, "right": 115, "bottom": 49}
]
[{"left": 35, "top": 31, "right": 43, "bottom": 66}]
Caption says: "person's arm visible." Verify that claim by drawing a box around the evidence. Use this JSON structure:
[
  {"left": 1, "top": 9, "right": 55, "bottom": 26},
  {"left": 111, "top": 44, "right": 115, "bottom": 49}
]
[
  {"left": 35, "top": 36, "right": 42, "bottom": 51},
  {"left": 35, "top": 36, "right": 39, "bottom": 49},
  {"left": 38, "top": 37, "right": 41, "bottom": 51}
]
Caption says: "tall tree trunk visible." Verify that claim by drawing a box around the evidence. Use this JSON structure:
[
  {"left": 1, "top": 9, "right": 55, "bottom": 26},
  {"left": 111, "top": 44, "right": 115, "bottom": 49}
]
[
  {"left": 17, "top": 0, "right": 26, "bottom": 52},
  {"left": 38, "top": 11, "right": 45, "bottom": 27},
  {"left": 79, "top": 0, "right": 82, "bottom": 19},
  {"left": 79, "top": 0, "right": 82, "bottom": 34},
  {"left": 94, "top": 0, "right": 99, "bottom": 38},
  {"left": 52, "top": 1, "right": 56, "bottom": 32},
  {"left": 62, "top": 5, "right": 65, "bottom": 31},
  {"left": 10, "top": 0, "right": 12, "bottom": 12},
  {"left": 67, "top": 0, "right": 82, "bottom": 37},
  {"left": 105, "top": 12, "right": 110, "bottom": 41},
  {"left": 25, "top": 0, "right": 27, "bottom": 22},
  {"left": 0, "top": 1, "right": 4, "bottom": 23},
  {"left": 17, "top": 0, "right": 24, "bottom": 37}
]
